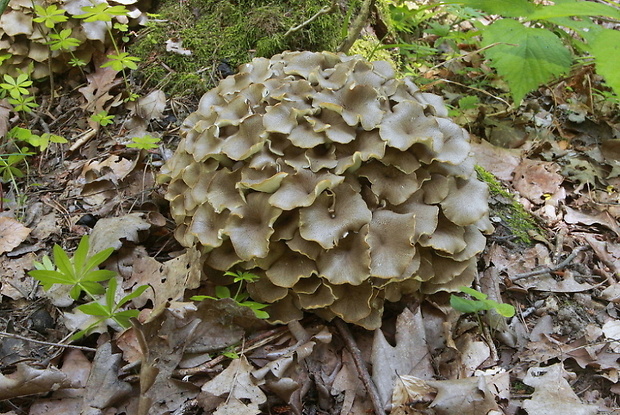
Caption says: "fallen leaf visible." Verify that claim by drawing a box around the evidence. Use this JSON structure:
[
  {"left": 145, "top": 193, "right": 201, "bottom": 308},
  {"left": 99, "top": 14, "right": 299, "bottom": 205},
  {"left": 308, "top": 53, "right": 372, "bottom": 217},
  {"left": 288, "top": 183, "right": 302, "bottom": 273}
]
[
  {"left": 133, "top": 89, "right": 166, "bottom": 120},
  {"left": 88, "top": 212, "right": 153, "bottom": 255},
  {"left": 513, "top": 159, "right": 564, "bottom": 204},
  {"left": 522, "top": 363, "right": 597, "bottom": 415},
  {"left": 0, "top": 217, "right": 31, "bottom": 255},
  {"left": 0, "top": 99, "right": 11, "bottom": 139},
  {"left": 81, "top": 341, "right": 133, "bottom": 413},
  {"left": 0, "top": 363, "right": 74, "bottom": 400},
  {"left": 199, "top": 355, "right": 266, "bottom": 414},
  {"left": 564, "top": 207, "right": 620, "bottom": 238},
  {"left": 371, "top": 307, "right": 435, "bottom": 407}
]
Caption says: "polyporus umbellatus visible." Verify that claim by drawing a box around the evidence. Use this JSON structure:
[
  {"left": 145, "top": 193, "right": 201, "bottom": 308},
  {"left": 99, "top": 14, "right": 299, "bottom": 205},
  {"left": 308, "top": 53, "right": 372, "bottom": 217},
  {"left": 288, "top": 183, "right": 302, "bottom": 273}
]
[
  {"left": 0, "top": 0, "right": 148, "bottom": 78},
  {"left": 162, "top": 51, "right": 493, "bottom": 329}
]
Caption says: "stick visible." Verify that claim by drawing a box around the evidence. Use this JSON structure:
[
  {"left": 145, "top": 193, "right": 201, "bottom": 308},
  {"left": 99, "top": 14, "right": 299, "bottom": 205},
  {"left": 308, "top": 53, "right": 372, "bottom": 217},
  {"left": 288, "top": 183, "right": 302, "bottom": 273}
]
[
  {"left": 284, "top": 0, "right": 338, "bottom": 38},
  {"left": 512, "top": 246, "right": 588, "bottom": 281},
  {"left": 0, "top": 331, "right": 97, "bottom": 352},
  {"left": 334, "top": 318, "right": 385, "bottom": 415}
]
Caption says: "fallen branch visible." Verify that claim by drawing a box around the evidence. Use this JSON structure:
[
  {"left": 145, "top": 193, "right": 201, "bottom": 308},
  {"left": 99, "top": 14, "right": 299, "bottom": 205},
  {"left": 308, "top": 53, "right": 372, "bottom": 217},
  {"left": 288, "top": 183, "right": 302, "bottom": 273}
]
[
  {"left": 0, "top": 331, "right": 97, "bottom": 352},
  {"left": 512, "top": 246, "right": 588, "bottom": 281},
  {"left": 337, "top": 0, "right": 374, "bottom": 54},
  {"left": 284, "top": 0, "right": 338, "bottom": 38},
  {"left": 335, "top": 318, "right": 385, "bottom": 415}
]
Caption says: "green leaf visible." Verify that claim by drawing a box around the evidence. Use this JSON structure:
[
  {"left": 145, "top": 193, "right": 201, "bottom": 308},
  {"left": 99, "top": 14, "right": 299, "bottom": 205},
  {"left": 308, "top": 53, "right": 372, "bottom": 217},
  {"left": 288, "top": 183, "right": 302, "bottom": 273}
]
[
  {"left": 481, "top": 19, "right": 572, "bottom": 104},
  {"left": 106, "top": 277, "right": 118, "bottom": 311},
  {"left": 80, "top": 281, "right": 106, "bottom": 296},
  {"left": 76, "top": 3, "right": 128, "bottom": 22},
  {"left": 588, "top": 29, "right": 620, "bottom": 97},
  {"left": 84, "top": 247, "right": 115, "bottom": 272},
  {"left": 127, "top": 135, "right": 160, "bottom": 150},
  {"left": 494, "top": 302, "right": 516, "bottom": 317},
  {"left": 459, "top": 286, "right": 487, "bottom": 300},
  {"left": 454, "top": 0, "right": 538, "bottom": 18},
  {"left": 81, "top": 269, "right": 117, "bottom": 282},
  {"left": 29, "top": 269, "right": 73, "bottom": 287},
  {"left": 73, "top": 236, "right": 89, "bottom": 273},
  {"left": 53, "top": 244, "right": 75, "bottom": 279},
  {"left": 527, "top": 2, "right": 620, "bottom": 20},
  {"left": 0, "top": 0, "right": 10, "bottom": 15},
  {"left": 77, "top": 302, "right": 110, "bottom": 317},
  {"left": 215, "top": 286, "right": 231, "bottom": 299},
  {"left": 450, "top": 295, "right": 487, "bottom": 314},
  {"left": 118, "top": 284, "right": 149, "bottom": 307}
]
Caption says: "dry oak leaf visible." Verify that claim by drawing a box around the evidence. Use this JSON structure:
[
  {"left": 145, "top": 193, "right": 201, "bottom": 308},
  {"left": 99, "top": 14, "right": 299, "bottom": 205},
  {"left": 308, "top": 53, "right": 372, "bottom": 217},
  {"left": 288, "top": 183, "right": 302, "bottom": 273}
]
[{"left": 0, "top": 217, "right": 31, "bottom": 255}]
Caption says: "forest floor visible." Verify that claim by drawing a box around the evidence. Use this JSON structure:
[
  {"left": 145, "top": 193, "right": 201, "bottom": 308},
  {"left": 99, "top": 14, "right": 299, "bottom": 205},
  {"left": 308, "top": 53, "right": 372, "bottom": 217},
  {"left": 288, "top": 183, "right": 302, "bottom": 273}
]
[{"left": 2, "top": 21, "right": 620, "bottom": 415}]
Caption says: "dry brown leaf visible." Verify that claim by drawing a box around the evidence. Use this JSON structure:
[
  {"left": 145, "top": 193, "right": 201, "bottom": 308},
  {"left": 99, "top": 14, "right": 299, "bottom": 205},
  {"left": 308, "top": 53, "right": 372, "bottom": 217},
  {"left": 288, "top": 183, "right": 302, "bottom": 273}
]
[
  {"left": 371, "top": 307, "right": 435, "bottom": 408},
  {"left": 0, "top": 363, "right": 74, "bottom": 400},
  {"left": 0, "top": 99, "right": 12, "bottom": 139},
  {"left": 129, "top": 246, "right": 201, "bottom": 317},
  {"left": 0, "top": 252, "right": 37, "bottom": 300},
  {"left": 522, "top": 363, "right": 597, "bottom": 415},
  {"left": 199, "top": 355, "right": 266, "bottom": 414},
  {"left": 565, "top": 207, "right": 620, "bottom": 237},
  {"left": 78, "top": 58, "right": 122, "bottom": 115},
  {"left": 81, "top": 341, "right": 133, "bottom": 413},
  {"left": 87, "top": 212, "right": 153, "bottom": 255},
  {"left": 132, "top": 89, "right": 166, "bottom": 120},
  {"left": 470, "top": 138, "right": 521, "bottom": 181},
  {"left": 513, "top": 159, "right": 564, "bottom": 204},
  {"left": 0, "top": 217, "right": 31, "bottom": 255}
]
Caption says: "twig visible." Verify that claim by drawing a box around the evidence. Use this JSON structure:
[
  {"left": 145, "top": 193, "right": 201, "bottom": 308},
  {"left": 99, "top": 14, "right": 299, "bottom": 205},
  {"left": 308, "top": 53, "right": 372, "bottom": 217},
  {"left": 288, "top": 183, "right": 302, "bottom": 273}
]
[
  {"left": 512, "top": 246, "right": 588, "bottom": 281},
  {"left": 284, "top": 0, "right": 338, "bottom": 38},
  {"left": 334, "top": 318, "right": 385, "bottom": 415},
  {"left": 337, "top": 0, "right": 375, "bottom": 54},
  {"left": 0, "top": 331, "right": 97, "bottom": 352}
]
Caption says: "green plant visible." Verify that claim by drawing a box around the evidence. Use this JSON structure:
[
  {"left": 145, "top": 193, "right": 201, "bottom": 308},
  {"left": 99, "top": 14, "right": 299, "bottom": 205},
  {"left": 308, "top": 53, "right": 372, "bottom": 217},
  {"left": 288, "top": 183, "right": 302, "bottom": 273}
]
[
  {"left": 445, "top": 0, "right": 620, "bottom": 104},
  {"left": 90, "top": 110, "right": 115, "bottom": 127},
  {"left": 191, "top": 271, "right": 269, "bottom": 319},
  {"left": 0, "top": 151, "right": 29, "bottom": 182},
  {"left": 127, "top": 135, "right": 161, "bottom": 150},
  {"left": 450, "top": 286, "right": 515, "bottom": 317},
  {"left": 8, "top": 126, "right": 67, "bottom": 151},
  {"left": 29, "top": 235, "right": 148, "bottom": 340}
]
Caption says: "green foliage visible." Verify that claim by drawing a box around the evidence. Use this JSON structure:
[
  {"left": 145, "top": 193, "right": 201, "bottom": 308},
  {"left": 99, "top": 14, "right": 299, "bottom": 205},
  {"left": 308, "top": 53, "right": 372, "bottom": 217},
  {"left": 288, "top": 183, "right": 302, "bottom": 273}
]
[
  {"left": 127, "top": 135, "right": 161, "bottom": 150},
  {"left": 33, "top": 4, "right": 69, "bottom": 28},
  {"left": 47, "top": 29, "right": 81, "bottom": 51},
  {"left": 191, "top": 270, "right": 269, "bottom": 319},
  {"left": 128, "top": 0, "right": 349, "bottom": 95},
  {"left": 7, "top": 127, "right": 67, "bottom": 151},
  {"left": 451, "top": 0, "right": 620, "bottom": 103},
  {"left": 101, "top": 52, "right": 140, "bottom": 71},
  {"left": 450, "top": 286, "right": 515, "bottom": 318},
  {"left": 90, "top": 111, "right": 114, "bottom": 126},
  {"left": 0, "top": 151, "right": 29, "bottom": 182},
  {"left": 75, "top": 3, "right": 129, "bottom": 22},
  {"left": 0, "top": 73, "right": 32, "bottom": 99},
  {"left": 29, "top": 236, "right": 117, "bottom": 300},
  {"left": 29, "top": 236, "right": 148, "bottom": 340}
]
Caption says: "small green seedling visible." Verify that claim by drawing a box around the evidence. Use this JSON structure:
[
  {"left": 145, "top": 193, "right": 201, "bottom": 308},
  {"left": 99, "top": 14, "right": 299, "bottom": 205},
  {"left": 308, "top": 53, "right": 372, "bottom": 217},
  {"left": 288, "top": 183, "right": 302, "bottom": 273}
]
[
  {"left": 127, "top": 135, "right": 161, "bottom": 150},
  {"left": 29, "top": 235, "right": 148, "bottom": 339},
  {"left": 73, "top": 277, "right": 148, "bottom": 340},
  {"left": 90, "top": 110, "right": 115, "bottom": 126},
  {"left": 450, "top": 286, "right": 515, "bottom": 318},
  {"left": 29, "top": 235, "right": 117, "bottom": 300},
  {"left": 0, "top": 73, "right": 32, "bottom": 99},
  {"left": 191, "top": 270, "right": 269, "bottom": 319}
]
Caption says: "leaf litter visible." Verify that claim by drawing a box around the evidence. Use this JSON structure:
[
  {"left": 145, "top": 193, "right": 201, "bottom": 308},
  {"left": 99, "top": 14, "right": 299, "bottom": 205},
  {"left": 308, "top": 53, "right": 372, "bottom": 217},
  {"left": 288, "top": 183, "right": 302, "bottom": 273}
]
[{"left": 2, "top": 27, "right": 620, "bottom": 415}]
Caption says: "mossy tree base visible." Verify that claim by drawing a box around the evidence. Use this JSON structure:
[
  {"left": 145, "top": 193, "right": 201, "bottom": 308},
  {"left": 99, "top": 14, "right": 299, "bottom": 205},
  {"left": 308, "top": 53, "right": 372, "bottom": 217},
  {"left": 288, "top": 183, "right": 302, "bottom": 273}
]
[{"left": 130, "top": 0, "right": 357, "bottom": 96}]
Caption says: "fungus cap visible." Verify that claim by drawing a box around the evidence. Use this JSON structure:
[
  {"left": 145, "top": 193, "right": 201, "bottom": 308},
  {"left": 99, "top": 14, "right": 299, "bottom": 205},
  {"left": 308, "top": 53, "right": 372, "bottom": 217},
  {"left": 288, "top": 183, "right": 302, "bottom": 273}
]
[{"left": 163, "top": 51, "right": 492, "bottom": 329}]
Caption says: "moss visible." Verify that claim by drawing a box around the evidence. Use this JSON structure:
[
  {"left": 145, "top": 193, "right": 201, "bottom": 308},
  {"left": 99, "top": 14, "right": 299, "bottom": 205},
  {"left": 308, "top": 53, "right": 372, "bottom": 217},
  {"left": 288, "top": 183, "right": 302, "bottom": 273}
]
[
  {"left": 475, "top": 165, "right": 543, "bottom": 245},
  {"left": 130, "top": 0, "right": 356, "bottom": 96},
  {"left": 349, "top": 34, "right": 400, "bottom": 70}
]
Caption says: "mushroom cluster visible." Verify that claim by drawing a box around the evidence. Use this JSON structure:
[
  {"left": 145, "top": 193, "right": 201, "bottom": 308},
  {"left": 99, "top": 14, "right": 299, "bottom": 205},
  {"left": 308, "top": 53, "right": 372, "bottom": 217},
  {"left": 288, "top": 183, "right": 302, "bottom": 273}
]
[
  {"left": 162, "top": 51, "right": 492, "bottom": 329},
  {"left": 0, "top": 0, "right": 147, "bottom": 78}
]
